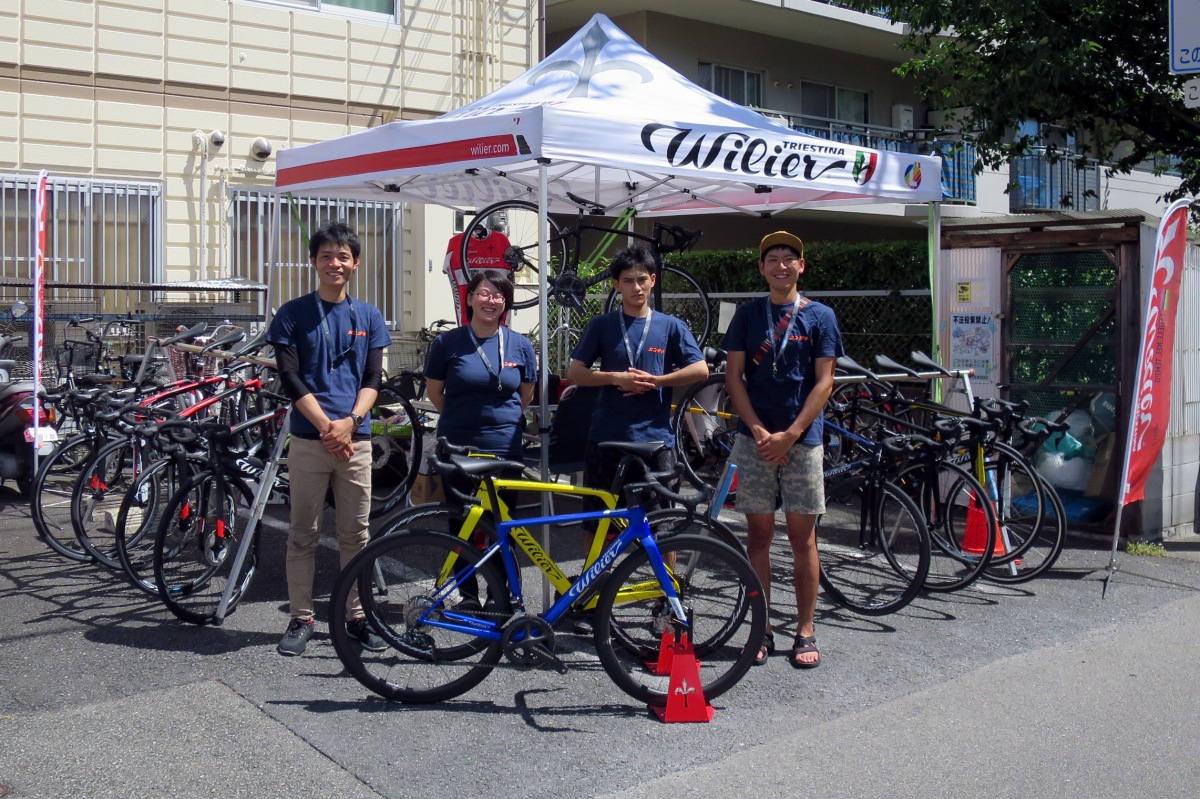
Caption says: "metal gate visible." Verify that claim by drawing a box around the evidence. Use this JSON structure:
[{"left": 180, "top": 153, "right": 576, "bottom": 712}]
[
  {"left": 231, "top": 191, "right": 404, "bottom": 328},
  {"left": 1004, "top": 246, "right": 1131, "bottom": 525},
  {"left": 1005, "top": 249, "right": 1120, "bottom": 418}
]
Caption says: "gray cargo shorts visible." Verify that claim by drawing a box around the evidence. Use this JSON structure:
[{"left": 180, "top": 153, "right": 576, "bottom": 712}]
[{"left": 731, "top": 435, "right": 825, "bottom": 516}]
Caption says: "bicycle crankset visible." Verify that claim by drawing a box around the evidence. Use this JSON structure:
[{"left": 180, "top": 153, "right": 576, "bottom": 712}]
[
  {"left": 500, "top": 615, "right": 566, "bottom": 673},
  {"left": 551, "top": 274, "right": 588, "bottom": 313}
]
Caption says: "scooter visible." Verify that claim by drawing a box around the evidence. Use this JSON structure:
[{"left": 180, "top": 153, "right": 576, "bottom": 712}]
[{"left": 0, "top": 302, "right": 54, "bottom": 494}]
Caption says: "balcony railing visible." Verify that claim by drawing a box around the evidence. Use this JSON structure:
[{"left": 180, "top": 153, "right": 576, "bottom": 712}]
[
  {"left": 754, "top": 109, "right": 978, "bottom": 204},
  {"left": 1009, "top": 149, "right": 1101, "bottom": 212}
]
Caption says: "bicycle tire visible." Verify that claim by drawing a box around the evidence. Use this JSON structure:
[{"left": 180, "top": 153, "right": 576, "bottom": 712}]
[
  {"left": 330, "top": 529, "right": 511, "bottom": 703},
  {"left": 818, "top": 476, "right": 931, "bottom": 615},
  {"left": 115, "top": 453, "right": 205, "bottom": 596},
  {"left": 152, "top": 470, "right": 259, "bottom": 626},
  {"left": 645, "top": 508, "right": 744, "bottom": 553},
  {"left": 602, "top": 512, "right": 747, "bottom": 655},
  {"left": 983, "top": 471, "right": 1066, "bottom": 584},
  {"left": 970, "top": 441, "right": 1045, "bottom": 566},
  {"left": 460, "top": 200, "right": 569, "bottom": 311},
  {"left": 893, "top": 458, "right": 997, "bottom": 592},
  {"left": 671, "top": 375, "right": 739, "bottom": 503},
  {"left": 369, "top": 388, "right": 422, "bottom": 508},
  {"left": 30, "top": 433, "right": 102, "bottom": 563},
  {"left": 604, "top": 264, "right": 713, "bottom": 349},
  {"left": 593, "top": 534, "right": 766, "bottom": 706},
  {"left": 71, "top": 435, "right": 151, "bottom": 570}
]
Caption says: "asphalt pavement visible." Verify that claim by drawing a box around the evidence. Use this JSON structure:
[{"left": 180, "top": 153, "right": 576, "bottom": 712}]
[{"left": 1, "top": 484, "right": 1198, "bottom": 799}]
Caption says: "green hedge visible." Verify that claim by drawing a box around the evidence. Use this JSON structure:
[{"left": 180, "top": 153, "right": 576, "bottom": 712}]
[{"left": 665, "top": 240, "right": 929, "bottom": 292}]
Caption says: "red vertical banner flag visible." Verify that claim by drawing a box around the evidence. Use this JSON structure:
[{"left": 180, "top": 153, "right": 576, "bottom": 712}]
[{"left": 1118, "top": 198, "right": 1192, "bottom": 506}]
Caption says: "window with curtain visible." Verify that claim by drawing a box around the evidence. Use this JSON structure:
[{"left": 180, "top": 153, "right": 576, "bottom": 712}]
[{"left": 698, "top": 62, "right": 763, "bottom": 107}]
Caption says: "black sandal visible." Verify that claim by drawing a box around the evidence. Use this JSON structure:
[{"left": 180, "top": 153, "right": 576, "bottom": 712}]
[
  {"left": 789, "top": 635, "right": 820, "bottom": 669},
  {"left": 754, "top": 631, "right": 775, "bottom": 666}
]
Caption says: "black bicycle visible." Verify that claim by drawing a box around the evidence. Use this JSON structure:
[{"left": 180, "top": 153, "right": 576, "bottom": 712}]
[{"left": 460, "top": 194, "right": 712, "bottom": 346}]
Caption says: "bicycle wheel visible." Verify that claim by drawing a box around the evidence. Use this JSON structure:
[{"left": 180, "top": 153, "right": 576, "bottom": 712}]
[
  {"left": 672, "top": 375, "right": 739, "bottom": 501},
  {"left": 152, "top": 471, "right": 259, "bottom": 625},
  {"left": 115, "top": 454, "right": 203, "bottom": 596},
  {"left": 460, "top": 200, "right": 568, "bottom": 311},
  {"left": 971, "top": 441, "right": 1046, "bottom": 566},
  {"left": 983, "top": 471, "right": 1066, "bottom": 584},
  {"left": 818, "top": 476, "right": 930, "bottom": 615},
  {"left": 605, "top": 264, "right": 712, "bottom": 348},
  {"left": 71, "top": 436, "right": 152, "bottom": 570},
  {"left": 593, "top": 534, "right": 766, "bottom": 706},
  {"left": 31, "top": 433, "right": 101, "bottom": 563},
  {"left": 330, "top": 529, "right": 511, "bottom": 703},
  {"left": 369, "top": 388, "right": 422, "bottom": 506},
  {"left": 645, "top": 508, "right": 744, "bottom": 552},
  {"left": 894, "top": 458, "right": 997, "bottom": 592}
]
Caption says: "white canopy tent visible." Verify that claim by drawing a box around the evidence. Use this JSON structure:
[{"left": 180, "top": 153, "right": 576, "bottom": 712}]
[
  {"left": 275, "top": 13, "right": 944, "bottom": 477},
  {"left": 277, "top": 14, "right": 941, "bottom": 214}
]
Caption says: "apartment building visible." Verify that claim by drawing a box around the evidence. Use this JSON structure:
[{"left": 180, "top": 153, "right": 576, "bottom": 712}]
[
  {"left": 1, "top": 0, "right": 536, "bottom": 330},
  {"left": 545, "top": 1, "right": 1181, "bottom": 247},
  {"left": 540, "top": 2, "right": 1198, "bottom": 537}
]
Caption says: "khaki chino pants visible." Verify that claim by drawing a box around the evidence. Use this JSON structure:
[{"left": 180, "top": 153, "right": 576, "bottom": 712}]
[{"left": 285, "top": 436, "right": 373, "bottom": 621}]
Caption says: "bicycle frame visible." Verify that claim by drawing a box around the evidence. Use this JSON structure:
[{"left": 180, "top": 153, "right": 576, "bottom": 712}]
[
  {"left": 569, "top": 205, "right": 639, "bottom": 279},
  {"left": 442, "top": 474, "right": 620, "bottom": 565},
  {"left": 419, "top": 504, "right": 686, "bottom": 641}
]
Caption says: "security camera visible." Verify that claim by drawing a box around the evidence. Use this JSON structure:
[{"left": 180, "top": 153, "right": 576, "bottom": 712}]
[
  {"left": 209, "top": 130, "right": 225, "bottom": 149},
  {"left": 250, "top": 137, "right": 273, "bottom": 161}
]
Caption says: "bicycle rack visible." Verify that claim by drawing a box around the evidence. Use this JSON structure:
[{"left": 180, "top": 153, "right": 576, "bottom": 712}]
[{"left": 214, "top": 407, "right": 291, "bottom": 624}]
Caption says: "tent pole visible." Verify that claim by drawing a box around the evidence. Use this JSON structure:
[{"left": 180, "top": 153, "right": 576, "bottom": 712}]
[
  {"left": 538, "top": 162, "right": 550, "bottom": 482},
  {"left": 929, "top": 200, "right": 942, "bottom": 403},
  {"left": 265, "top": 194, "right": 280, "bottom": 327},
  {"left": 538, "top": 161, "right": 553, "bottom": 609}
]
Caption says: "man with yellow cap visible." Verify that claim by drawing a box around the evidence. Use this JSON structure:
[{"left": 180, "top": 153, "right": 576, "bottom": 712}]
[{"left": 724, "top": 231, "right": 844, "bottom": 669}]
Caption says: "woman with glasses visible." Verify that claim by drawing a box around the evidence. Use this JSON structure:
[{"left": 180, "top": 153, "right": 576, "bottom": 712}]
[{"left": 424, "top": 270, "right": 537, "bottom": 460}]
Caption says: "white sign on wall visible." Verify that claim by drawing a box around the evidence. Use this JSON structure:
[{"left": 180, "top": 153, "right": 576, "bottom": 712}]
[
  {"left": 1170, "top": 0, "right": 1200, "bottom": 74},
  {"left": 1185, "top": 76, "right": 1200, "bottom": 107}
]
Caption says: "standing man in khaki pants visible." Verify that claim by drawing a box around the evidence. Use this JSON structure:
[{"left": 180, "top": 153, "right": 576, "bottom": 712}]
[{"left": 267, "top": 221, "right": 392, "bottom": 656}]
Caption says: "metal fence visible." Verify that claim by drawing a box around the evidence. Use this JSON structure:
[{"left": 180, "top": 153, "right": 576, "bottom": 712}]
[
  {"left": 1009, "top": 150, "right": 1102, "bottom": 212},
  {"left": 0, "top": 284, "right": 264, "bottom": 385},
  {"left": 0, "top": 173, "right": 163, "bottom": 315},
  {"left": 529, "top": 288, "right": 934, "bottom": 374},
  {"left": 230, "top": 190, "right": 404, "bottom": 329}
]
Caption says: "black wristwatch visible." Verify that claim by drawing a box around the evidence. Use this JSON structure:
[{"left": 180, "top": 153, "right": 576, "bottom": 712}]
[{"left": 349, "top": 412, "right": 364, "bottom": 427}]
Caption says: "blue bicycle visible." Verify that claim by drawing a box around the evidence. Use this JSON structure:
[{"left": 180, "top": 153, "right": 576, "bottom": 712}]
[{"left": 329, "top": 458, "right": 767, "bottom": 706}]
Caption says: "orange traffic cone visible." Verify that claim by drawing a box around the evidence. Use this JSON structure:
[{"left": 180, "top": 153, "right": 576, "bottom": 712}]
[
  {"left": 961, "top": 495, "right": 1007, "bottom": 557},
  {"left": 650, "top": 630, "right": 714, "bottom": 723}
]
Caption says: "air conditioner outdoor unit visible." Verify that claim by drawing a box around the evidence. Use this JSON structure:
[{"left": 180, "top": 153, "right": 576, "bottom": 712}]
[{"left": 891, "top": 104, "right": 915, "bottom": 131}]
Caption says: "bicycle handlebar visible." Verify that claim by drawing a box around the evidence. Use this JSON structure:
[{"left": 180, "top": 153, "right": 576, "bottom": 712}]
[
  {"left": 652, "top": 223, "right": 702, "bottom": 255},
  {"left": 638, "top": 465, "right": 709, "bottom": 512}
]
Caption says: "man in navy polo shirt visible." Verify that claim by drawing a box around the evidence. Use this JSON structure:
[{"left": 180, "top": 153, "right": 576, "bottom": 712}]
[
  {"left": 567, "top": 244, "right": 708, "bottom": 631},
  {"left": 724, "top": 231, "right": 844, "bottom": 670},
  {"left": 267, "top": 221, "right": 392, "bottom": 657}
]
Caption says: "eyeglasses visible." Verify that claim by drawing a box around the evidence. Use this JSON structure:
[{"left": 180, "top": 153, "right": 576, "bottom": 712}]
[
  {"left": 472, "top": 290, "right": 505, "bottom": 301},
  {"left": 763, "top": 255, "right": 801, "bottom": 266}
]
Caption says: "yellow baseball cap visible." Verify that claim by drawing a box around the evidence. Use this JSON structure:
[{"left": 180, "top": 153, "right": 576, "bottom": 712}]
[{"left": 759, "top": 231, "right": 804, "bottom": 259}]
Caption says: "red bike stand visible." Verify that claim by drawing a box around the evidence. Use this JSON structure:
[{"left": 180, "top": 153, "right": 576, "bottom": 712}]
[{"left": 648, "top": 629, "right": 714, "bottom": 723}]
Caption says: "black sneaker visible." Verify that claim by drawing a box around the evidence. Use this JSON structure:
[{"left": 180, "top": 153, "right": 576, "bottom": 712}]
[
  {"left": 346, "top": 617, "right": 387, "bottom": 653},
  {"left": 277, "top": 617, "right": 315, "bottom": 657}
]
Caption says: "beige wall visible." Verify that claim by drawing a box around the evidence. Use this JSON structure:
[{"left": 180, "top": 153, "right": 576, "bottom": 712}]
[{"left": 1, "top": 0, "right": 535, "bottom": 322}]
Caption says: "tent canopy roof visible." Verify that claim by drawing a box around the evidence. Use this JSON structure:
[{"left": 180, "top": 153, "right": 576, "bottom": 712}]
[{"left": 276, "top": 14, "right": 941, "bottom": 218}]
